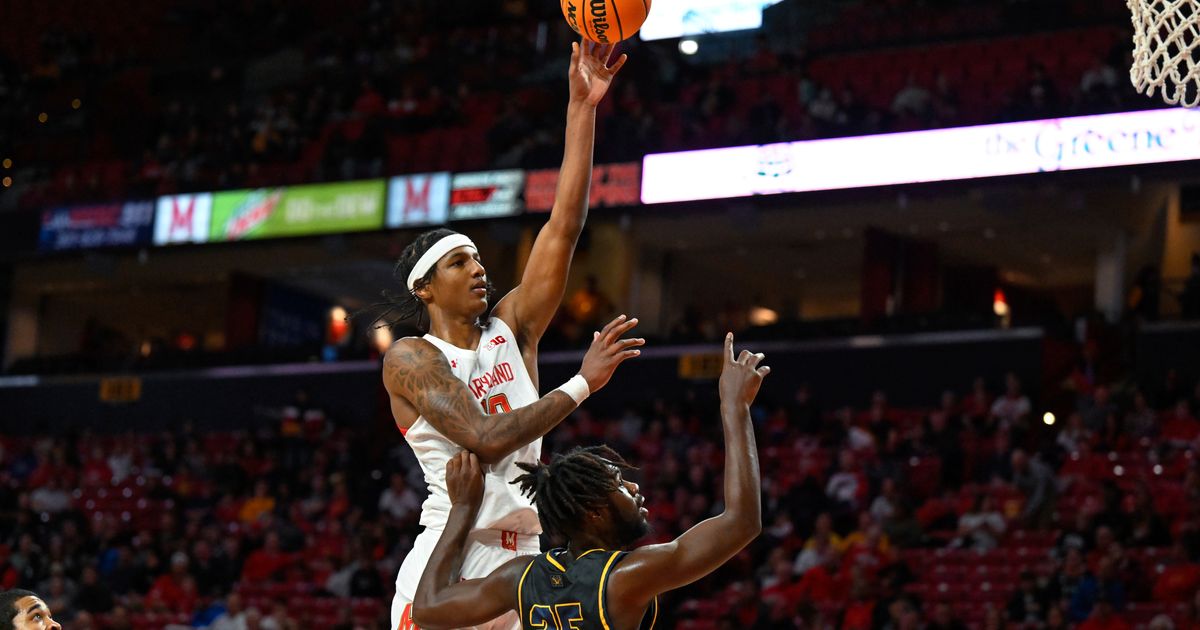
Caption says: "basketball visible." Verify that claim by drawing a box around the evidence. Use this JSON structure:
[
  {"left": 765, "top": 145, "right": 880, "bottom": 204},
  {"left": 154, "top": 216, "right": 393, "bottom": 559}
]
[{"left": 561, "top": 0, "right": 651, "bottom": 44}]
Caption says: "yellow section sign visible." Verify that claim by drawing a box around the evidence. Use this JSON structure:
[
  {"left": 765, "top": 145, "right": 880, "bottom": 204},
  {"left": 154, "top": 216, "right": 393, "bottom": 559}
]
[
  {"left": 678, "top": 353, "right": 723, "bottom": 380},
  {"left": 99, "top": 377, "right": 142, "bottom": 403}
]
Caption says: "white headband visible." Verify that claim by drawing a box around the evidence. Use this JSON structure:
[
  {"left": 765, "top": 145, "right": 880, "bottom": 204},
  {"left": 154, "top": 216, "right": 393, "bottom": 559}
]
[{"left": 407, "top": 233, "right": 478, "bottom": 291}]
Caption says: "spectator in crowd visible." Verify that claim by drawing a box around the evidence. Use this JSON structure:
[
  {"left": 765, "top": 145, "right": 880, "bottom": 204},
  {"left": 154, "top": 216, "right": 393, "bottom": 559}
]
[
  {"left": 377, "top": 473, "right": 420, "bottom": 526},
  {"left": 1047, "top": 547, "right": 1090, "bottom": 611},
  {"left": 1078, "top": 595, "right": 1131, "bottom": 630},
  {"left": 892, "top": 73, "right": 934, "bottom": 122},
  {"left": 1008, "top": 570, "right": 1049, "bottom": 625},
  {"left": 991, "top": 373, "right": 1033, "bottom": 435},
  {"left": 827, "top": 449, "right": 869, "bottom": 512},
  {"left": 1126, "top": 390, "right": 1159, "bottom": 440},
  {"left": 954, "top": 494, "right": 1007, "bottom": 551},
  {"left": 1011, "top": 448, "right": 1055, "bottom": 527},
  {"left": 1153, "top": 543, "right": 1200, "bottom": 602},
  {"left": 73, "top": 565, "right": 113, "bottom": 614},
  {"left": 1071, "top": 556, "right": 1127, "bottom": 622},
  {"left": 1127, "top": 483, "right": 1172, "bottom": 548},
  {"left": 1082, "top": 386, "right": 1118, "bottom": 434},
  {"left": 1057, "top": 412, "right": 1094, "bottom": 454},
  {"left": 1080, "top": 56, "right": 1121, "bottom": 105},
  {"left": 208, "top": 593, "right": 247, "bottom": 630},
  {"left": 927, "top": 602, "right": 966, "bottom": 630}
]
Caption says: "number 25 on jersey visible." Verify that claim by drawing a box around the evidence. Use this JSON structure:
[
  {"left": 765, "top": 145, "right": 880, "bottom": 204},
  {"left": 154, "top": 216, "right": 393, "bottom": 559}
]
[{"left": 530, "top": 603, "right": 584, "bottom": 630}]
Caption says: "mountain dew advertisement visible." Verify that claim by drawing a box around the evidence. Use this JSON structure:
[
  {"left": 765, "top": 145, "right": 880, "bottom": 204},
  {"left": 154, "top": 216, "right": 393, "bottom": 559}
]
[{"left": 209, "top": 180, "right": 386, "bottom": 241}]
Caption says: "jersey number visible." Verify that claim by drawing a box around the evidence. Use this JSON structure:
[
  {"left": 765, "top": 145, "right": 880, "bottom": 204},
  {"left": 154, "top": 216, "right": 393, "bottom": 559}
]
[
  {"left": 397, "top": 603, "right": 418, "bottom": 630},
  {"left": 481, "top": 393, "right": 512, "bottom": 414},
  {"left": 530, "top": 603, "right": 584, "bottom": 630}
]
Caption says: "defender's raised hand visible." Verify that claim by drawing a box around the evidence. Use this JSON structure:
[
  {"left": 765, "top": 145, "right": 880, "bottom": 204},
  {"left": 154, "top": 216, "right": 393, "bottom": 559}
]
[
  {"left": 578, "top": 314, "right": 644, "bottom": 393},
  {"left": 719, "top": 333, "right": 770, "bottom": 407},
  {"left": 569, "top": 38, "right": 628, "bottom": 106},
  {"left": 446, "top": 451, "right": 484, "bottom": 513}
]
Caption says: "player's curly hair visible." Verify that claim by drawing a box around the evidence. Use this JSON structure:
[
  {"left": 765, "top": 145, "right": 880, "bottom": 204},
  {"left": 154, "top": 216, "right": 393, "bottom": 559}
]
[
  {"left": 363, "top": 228, "right": 494, "bottom": 331},
  {"left": 513, "top": 445, "right": 635, "bottom": 541}
]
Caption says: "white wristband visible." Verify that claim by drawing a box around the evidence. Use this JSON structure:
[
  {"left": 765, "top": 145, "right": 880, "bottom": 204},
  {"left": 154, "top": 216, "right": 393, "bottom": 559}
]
[{"left": 555, "top": 374, "right": 590, "bottom": 405}]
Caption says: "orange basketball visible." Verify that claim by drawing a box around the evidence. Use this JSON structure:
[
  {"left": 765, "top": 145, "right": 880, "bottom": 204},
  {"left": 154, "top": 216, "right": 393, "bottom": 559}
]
[{"left": 561, "top": 0, "right": 651, "bottom": 44}]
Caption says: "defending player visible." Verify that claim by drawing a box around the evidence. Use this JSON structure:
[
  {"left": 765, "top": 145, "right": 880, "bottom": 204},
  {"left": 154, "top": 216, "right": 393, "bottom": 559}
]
[
  {"left": 384, "top": 39, "right": 634, "bottom": 630},
  {"left": 0, "top": 590, "right": 61, "bottom": 630},
  {"left": 412, "top": 333, "right": 768, "bottom": 630}
]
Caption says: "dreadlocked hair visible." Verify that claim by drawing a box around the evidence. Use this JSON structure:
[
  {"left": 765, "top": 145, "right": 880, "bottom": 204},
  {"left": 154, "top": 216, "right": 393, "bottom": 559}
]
[
  {"left": 512, "top": 445, "right": 635, "bottom": 541},
  {"left": 356, "top": 228, "right": 493, "bottom": 331}
]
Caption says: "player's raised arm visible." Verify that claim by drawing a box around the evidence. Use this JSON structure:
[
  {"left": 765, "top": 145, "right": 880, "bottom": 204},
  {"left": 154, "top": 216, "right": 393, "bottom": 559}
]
[
  {"left": 493, "top": 39, "right": 627, "bottom": 345},
  {"left": 412, "top": 452, "right": 528, "bottom": 630},
  {"left": 606, "top": 333, "right": 767, "bottom": 607},
  {"left": 383, "top": 314, "right": 643, "bottom": 464}
]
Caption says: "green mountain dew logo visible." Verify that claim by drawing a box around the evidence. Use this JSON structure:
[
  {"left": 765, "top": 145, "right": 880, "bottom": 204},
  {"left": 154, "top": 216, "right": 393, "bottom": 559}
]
[{"left": 221, "top": 189, "right": 284, "bottom": 240}]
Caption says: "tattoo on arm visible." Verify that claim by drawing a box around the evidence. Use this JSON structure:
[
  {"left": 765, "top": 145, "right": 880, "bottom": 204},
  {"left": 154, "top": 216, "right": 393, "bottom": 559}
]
[{"left": 385, "top": 340, "right": 575, "bottom": 461}]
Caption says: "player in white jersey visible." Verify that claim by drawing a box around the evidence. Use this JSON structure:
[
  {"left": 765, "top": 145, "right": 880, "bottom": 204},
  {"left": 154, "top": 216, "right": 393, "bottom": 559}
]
[{"left": 382, "top": 39, "right": 635, "bottom": 630}]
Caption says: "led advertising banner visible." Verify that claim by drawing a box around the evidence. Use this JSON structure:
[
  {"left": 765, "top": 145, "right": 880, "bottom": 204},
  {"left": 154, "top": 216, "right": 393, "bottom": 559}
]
[
  {"left": 449, "top": 170, "right": 524, "bottom": 220},
  {"left": 641, "top": 108, "right": 1200, "bottom": 204},
  {"left": 386, "top": 172, "right": 452, "bottom": 228},
  {"left": 524, "top": 163, "right": 642, "bottom": 212},
  {"left": 639, "top": 0, "right": 785, "bottom": 41},
  {"left": 154, "top": 193, "right": 213, "bottom": 245},
  {"left": 209, "top": 180, "right": 386, "bottom": 241},
  {"left": 38, "top": 201, "right": 155, "bottom": 252}
]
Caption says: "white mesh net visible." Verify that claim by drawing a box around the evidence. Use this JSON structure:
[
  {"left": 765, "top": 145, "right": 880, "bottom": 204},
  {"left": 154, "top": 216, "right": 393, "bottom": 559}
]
[{"left": 1129, "top": 0, "right": 1200, "bottom": 107}]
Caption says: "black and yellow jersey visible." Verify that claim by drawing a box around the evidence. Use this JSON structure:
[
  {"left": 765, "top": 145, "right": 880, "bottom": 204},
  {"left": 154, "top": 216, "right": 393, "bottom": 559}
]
[{"left": 516, "top": 548, "right": 658, "bottom": 630}]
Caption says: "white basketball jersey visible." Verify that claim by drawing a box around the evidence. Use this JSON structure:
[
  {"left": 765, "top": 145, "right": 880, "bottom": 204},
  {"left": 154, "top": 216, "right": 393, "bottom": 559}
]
[{"left": 402, "top": 317, "right": 542, "bottom": 535}]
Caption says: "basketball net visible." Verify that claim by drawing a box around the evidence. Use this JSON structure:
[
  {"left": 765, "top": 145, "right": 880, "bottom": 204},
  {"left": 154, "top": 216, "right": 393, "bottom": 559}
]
[{"left": 1129, "top": 0, "right": 1200, "bottom": 107}]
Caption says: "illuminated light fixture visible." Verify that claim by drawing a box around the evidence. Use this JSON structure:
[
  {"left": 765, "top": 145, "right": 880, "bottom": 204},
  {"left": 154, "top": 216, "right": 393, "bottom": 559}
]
[
  {"left": 748, "top": 306, "right": 778, "bottom": 326},
  {"left": 679, "top": 39, "right": 699, "bottom": 55},
  {"left": 1153, "top": 464, "right": 1163, "bottom": 475},
  {"left": 1, "top": 177, "right": 10, "bottom": 188},
  {"left": 993, "top": 288, "right": 1010, "bottom": 318},
  {"left": 328, "top": 306, "right": 350, "bottom": 345},
  {"left": 1, "top": 159, "right": 10, "bottom": 169},
  {"left": 37, "top": 112, "right": 48, "bottom": 123},
  {"left": 140, "top": 340, "right": 152, "bottom": 357},
  {"left": 1114, "top": 465, "right": 1125, "bottom": 477},
  {"left": 1043, "top": 412, "right": 1056, "bottom": 426},
  {"left": 71, "top": 98, "right": 82, "bottom": 109},
  {"left": 177, "top": 332, "right": 197, "bottom": 351},
  {"left": 372, "top": 326, "right": 394, "bottom": 353}
]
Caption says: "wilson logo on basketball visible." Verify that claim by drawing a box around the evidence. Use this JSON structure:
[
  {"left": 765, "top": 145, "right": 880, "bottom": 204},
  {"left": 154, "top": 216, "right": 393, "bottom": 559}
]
[{"left": 590, "top": 0, "right": 611, "bottom": 43}]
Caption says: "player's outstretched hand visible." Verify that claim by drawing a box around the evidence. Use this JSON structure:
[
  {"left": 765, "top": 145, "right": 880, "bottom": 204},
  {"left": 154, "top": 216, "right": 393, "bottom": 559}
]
[
  {"left": 718, "top": 332, "right": 770, "bottom": 407},
  {"left": 578, "top": 314, "right": 644, "bottom": 393},
  {"left": 569, "top": 38, "right": 627, "bottom": 107},
  {"left": 446, "top": 451, "right": 484, "bottom": 513}
]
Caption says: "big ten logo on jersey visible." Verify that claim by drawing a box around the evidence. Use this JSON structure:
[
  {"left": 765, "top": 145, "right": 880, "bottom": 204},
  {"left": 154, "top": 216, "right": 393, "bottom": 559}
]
[
  {"left": 530, "top": 603, "right": 584, "bottom": 630},
  {"left": 484, "top": 335, "right": 507, "bottom": 351}
]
